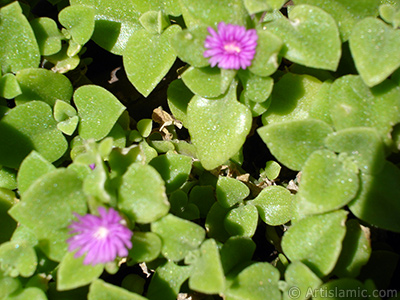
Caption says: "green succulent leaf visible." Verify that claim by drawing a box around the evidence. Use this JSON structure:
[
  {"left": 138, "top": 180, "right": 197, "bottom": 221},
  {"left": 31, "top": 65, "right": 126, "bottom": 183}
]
[
  {"left": 293, "top": 0, "right": 380, "bottom": 41},
  {"left": 216, "top": 176, "right": 250, "bottom": 208},
  {"left": 0, "top": 101, "right": 68, "bottom": 169},
  {"left": 139, "top": 11, "right": 170, "bottom": 35},
  {"left": 261, "top": 73, "right": 323, "bottom": 125},
  {"left": 180, "top": 0, "right": 247, "bottom": 28},
  {"left": 187, "top": 83, "right": 252, "bottom": 170},
  {"left": 220, "top": 237, "right": 256, "bottom": 274},
  {"left": 74, "top": 85, "right": 126, "bottom": 141},
  {"left": 282, "top": 261, "right": 322, "bottom": 300},
  {"left": 124, "top": 25, "right": 180, "bottom": 97},
  {"left": 15, "top": 68, "right": 73, "bottom": 107},
  {"left": 17, "top": 151, "right": 56, "bottom": 196},
  {"left": 248, "top": 30, "right": 283, "bottom": 77},
  {"left": 149, "top": 151, "right": 192, "bottom": 194},
  {"left": 258, "top": 119, "right": 333, "bottom": 171},
  {"left": 248, "top": 185, "right": 294, "bottom": 226},
  {"left": 329, "top": 75, "right": 400, "bottom": 145},
  {"left": 170, "top": 25, "right": 210, "bottom": 68},
  {"left": 296, "top": 150, "right": 359, "bottom": 216},
  {"left": 146, "top": 261, "right": 191, "bottom": 300},
  {"left": 167, "top": 79, "right": 193, "bottom": 126},
  {"left": 58, "top": 4, "right": 95, "bottom": 45},
  {"left": 324, "top": 127, "right": 385, "bottom": 174},
  {"left": 30, "top": 17, "right": 63, "bottom": 56},
  {"left": 350, "top": 17, "right": 400, "bottom": 87},
  {"left": 128, "top": 232, "right": 162, "bottom": 264},
  {"left": 0, "top": 73, "right": 21, "bottom": 99},
  {"left": 334, "top": 219, "right": 371, "bottom": 278},
  {"left": 57, "top": 252, "right": 104, "bottom": 291},
  {"left": 88, "top": 279, "right": 147, "bottom": 300},
  {"left": 281, "top": 210, "right": 348, "bottom": 277},
  {"left": 181, "top": 66, "right": 236, "bottom": 98},
  {"left": 0, "top": 241, "right": 37, "bottom": 278},
  {"left": 151, "top": 214, "right": 205, "bottom": 261},
  {"left": 264, "top": 4, "right": 341, "bottom": 71},
  {"left": 244, "top": 0, "right": 286, "bottom": 14},
  {"left": 188, "top": 239, "right": 225, "bottom": 294},
  {"left": 224, "top": 204, "right": 258, "bottom": 237},
  {"left": 8, "top": 169, "right": 88, "bottom": 261},
  {"left": 348, "top": 161, "right": 400, "bottom": 233},
  {"left": 118, "top": 163, "right": 169, "bottom": 224},
  {"left": 0, "top": 2, "right": 40, "bottom": 73},
  {"left": 69, "top": 0, "right": 142, "bottom": 54},
  {"left": 224, "top": 262, "right": 281, "bottom": 300}
]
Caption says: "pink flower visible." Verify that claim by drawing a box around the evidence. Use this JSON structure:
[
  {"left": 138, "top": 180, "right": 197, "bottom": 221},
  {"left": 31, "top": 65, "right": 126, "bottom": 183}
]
[
  {"left": 67, "top": 207, "right": 133, "bottom": 265},
  {"left": 204, "top": 22, "right": 258, "bottom": 70}
]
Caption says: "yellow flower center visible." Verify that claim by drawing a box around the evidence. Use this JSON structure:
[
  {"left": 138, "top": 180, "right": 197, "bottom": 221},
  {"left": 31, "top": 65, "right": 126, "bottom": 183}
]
[{"left": 224, "top": 43, "right": 241, "bottom": 54}]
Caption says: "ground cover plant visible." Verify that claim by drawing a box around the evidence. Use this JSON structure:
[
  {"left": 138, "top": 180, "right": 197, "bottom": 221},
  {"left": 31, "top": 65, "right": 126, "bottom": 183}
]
[{"left": 1, "top": 0, "right": 400, "bottom": 299}]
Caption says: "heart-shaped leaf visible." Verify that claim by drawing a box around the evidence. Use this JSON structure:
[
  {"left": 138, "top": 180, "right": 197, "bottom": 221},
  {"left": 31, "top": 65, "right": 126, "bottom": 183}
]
[
  {"left": 130, "top": 0, "right": 181, "bottom": 16},
  {"left": 88, "top": 279, "right": 147, "bottom": 300},
  {"left": 0, "top": 241, "right": 37, "bottom": 278},
  {"left": 8, "top": 169, "right": 88, "bottom": 261},
  {"left": 329, "top": 75, "right": 400, "bottom": 145},
  {"left": 167, "top": 79, "right": 193, "bottom": 126},
  {"left": 149, "top": 151, "right": 192, "bottom": 193},
  {"left": 283, "top": 261, "right": 322, "bottom": 300},
  {"left": 244, "top": 0, "right": 286, "bottom": 14},
  {"left": 220, "top": 237, "right": 256, "bottom": 274},
  {"left": 74, "top": 85, "right": 125, "bottom": 141},
  {"left": 216, "top": 176, "right": 250, "bottom": 208},
  {"left": 350, "top": 17, "right": 400, "bottom": 87},
  {"left": 187, "top": 83, "right": 252, "bottom": 170},
  {"left": 293, "top": 0, "right": 380, "bottom": 41},
  {"left": 0, "top": 2, "right": 40, "bottom": 73},
  {"left": 182, "top": 67, "right": 236, "bottom": 98},
  {"left": 258, "top": 119, "right": 333, "bottom": 171},
  {"left": 139, "top": 11, "right": 170, "bottom": 35},
  {"left": 324, "top": 127, "right": 385, "bottom": 174},
  {"left": 146, "top": 261, "right": 191, "bottom": 300},
  {"left": 15, "top": 68, "right": 73, "bottom": 107},
  {"left": 224, "top": 262, "right": 281, "bottom": 300},
  {"left": 180, "top": 0, "right": 247, "bottom": 28},
  {"left": 57, "top": 252, "right": 104, "bottom": 291},
  {"left": 128, "top": 232, "right": 162, "bottom": 264},
  {"left": 0, "top": 73, "right": 21, "bottom": 99},
  {"left": 17, "top": 151, "right": 56, "bottom": 196},
  {"left": 264, "top": 4, "right": 341, "bottom": 71},
  {"left": 296, "top": 150, "right": 359, "bottom": 216},
  {"left": 69, "top": 0, "right": 142, "bottom": 54},
  {"left": 188, "top": 239, "right": 225, "bottom": 294},
  {"left": 281, "top": 210, "right": 348, "bottom": 277},
  {"left": 0, "top": 101, "right": 68, "bottom": 168},
  {"left": 248, "top": 185, "right": 294, "bottom": 226},
  {"left": 261, "top": 73, "right": 323, "bottom": 125},
  {"left": 118, "top": 163, "right": 169, "bottom": 224},
  {"left": 58, "top": 4, "right": 95, "bottom": 45},
  {"left": 348, "top": 161, "right": 400, "bottom": 233},
  {"left": 151, "top": 214, "right": 205, "bottom": 261},
  {"left": 30, "top": 17, "right": 63, "bottom": 56},
  {"left": 333, "top": 219, "right": 371, "bottom": 278},
  {"left": 124, "top": 25, "right": 180, "bottom": 97},
  {"left": 170, "top": 25, "right": 210, "bottom": 68},
  {"left": 248, "top": 30, "right": 283, "bottom": 77},
  {"left": 224, "top": 204, "right": 258, "bottom": 237}
]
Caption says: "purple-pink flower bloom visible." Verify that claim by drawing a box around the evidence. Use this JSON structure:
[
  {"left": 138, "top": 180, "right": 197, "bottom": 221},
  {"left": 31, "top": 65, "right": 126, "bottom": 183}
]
[
  {"left": 204, "top": 22, "right": 258, "bottom": 70},
  {"left": 67, "top": 207, "right": 133, "bottom": 265}
]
